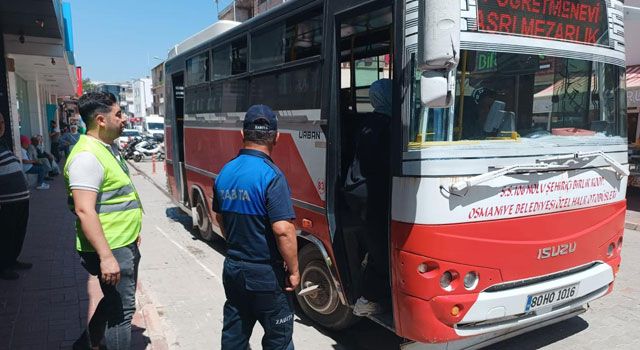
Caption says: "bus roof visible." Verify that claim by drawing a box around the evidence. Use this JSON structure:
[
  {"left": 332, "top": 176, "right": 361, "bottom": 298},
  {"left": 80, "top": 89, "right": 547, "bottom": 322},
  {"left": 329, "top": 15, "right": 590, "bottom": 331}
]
[
  {"left": 166, "top": 0, "right": 318, "bottom": 63},
  {"left": 167, "top": 20, "right": 241, "bottom": 60}
]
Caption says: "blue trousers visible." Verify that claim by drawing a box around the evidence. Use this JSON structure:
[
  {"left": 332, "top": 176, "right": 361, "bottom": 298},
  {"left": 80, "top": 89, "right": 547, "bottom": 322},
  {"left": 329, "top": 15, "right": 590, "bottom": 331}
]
[
  {"left": 78, "top": 242, "right": 141, "bottom": 350},
  {"left": 25, "top": 164, "right": 46, "bottom": 184},
  {"left": 221, "top": 258, "right": 294, "bottom": 350}
]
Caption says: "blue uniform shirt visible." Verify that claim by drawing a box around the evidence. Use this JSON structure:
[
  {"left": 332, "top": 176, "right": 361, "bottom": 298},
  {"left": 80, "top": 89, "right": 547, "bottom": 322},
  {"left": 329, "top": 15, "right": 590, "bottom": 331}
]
[{"left": 213, "top": 149, "right": 295, "bottom": 263}]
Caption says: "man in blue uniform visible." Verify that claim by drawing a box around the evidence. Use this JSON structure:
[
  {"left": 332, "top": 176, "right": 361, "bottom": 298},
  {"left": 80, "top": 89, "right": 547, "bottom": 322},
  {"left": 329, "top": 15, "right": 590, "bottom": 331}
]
[{"left": 214, "top": 104, "right": 298, "bottom": 350}]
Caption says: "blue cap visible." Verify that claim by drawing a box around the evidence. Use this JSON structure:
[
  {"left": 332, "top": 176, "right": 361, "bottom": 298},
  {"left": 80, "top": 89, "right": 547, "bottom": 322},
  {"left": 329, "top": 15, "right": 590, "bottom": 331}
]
[{"left": 243, "top": 105, "right": 278, "bottom": 131}]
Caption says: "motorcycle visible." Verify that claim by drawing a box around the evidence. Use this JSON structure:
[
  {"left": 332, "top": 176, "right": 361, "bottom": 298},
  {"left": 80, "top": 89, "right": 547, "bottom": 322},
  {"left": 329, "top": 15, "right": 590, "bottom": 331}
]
[
  {"left": 132, "top": 137, "right": 164, "bottom": 162},
  {"left": 121, "top": 136, "right": 144, "bottom": 161}
]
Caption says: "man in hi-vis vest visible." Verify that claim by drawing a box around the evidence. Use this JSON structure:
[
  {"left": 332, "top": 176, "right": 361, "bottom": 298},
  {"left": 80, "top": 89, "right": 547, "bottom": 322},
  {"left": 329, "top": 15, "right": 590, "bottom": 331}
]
[{"left": 65, "top": 92, "right": 143, "bottom": 350}]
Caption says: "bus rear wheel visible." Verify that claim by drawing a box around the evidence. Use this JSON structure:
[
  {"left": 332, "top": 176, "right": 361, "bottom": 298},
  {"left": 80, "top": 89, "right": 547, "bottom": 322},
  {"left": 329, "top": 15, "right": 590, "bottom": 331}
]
[
  {"left": 295, "top": 244, "right": 357, "bottom": 330},
  {"left": 194, "top": 193, "right": 214, "bottom": 241}
]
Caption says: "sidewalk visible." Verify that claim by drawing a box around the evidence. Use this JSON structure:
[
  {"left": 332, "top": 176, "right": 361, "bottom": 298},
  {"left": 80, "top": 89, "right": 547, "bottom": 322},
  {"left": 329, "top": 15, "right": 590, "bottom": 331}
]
[
  {"left": 0, "top": 175, "right": 168, "bottom": 350},
  {"left": 626, "top": 187, "right": 640, "bottom": 231}
]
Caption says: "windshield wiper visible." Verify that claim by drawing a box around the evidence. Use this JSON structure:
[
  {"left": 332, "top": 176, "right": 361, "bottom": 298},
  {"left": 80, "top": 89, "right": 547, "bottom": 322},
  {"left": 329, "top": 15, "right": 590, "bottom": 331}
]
[
  {"left": 448, "top": 151, "right": 628, "bottom": 195},
  {"left": 449, "top": 163, "right": 568, "bottom": 194},
  {"left": 537, "top": 151, "right": 629, "bottom": 178}
]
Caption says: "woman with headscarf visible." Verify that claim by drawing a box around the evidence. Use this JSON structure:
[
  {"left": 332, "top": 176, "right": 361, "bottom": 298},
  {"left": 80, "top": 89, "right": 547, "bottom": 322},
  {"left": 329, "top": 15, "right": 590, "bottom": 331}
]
[{"left": 350, "top": 79, "right": 392, "bottom": 316}]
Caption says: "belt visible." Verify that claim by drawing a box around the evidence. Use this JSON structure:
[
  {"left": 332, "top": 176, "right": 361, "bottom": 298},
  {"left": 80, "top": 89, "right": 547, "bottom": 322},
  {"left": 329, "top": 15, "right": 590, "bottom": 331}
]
[{"left": 227, "top": 256, "right": 284, "bottom": 265}]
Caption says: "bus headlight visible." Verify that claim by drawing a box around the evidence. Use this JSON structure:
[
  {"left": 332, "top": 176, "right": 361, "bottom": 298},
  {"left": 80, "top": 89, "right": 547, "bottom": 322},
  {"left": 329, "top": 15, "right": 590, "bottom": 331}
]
[
  {"left": 463, "top": 271, "right": 479, "bottom": 290},
  {"left": 440, "top": 271, "right": 453, "bottom": 290}
]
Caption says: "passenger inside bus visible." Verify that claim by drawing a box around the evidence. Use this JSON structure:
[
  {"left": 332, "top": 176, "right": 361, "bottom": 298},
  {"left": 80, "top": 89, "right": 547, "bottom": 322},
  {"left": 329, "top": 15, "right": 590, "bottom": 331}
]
[
  {"left": 345, "top": 79, "right": 392, "bottom": 316},
  {"left": 462, "top": 87, "right": 497, "bottom": 140}
]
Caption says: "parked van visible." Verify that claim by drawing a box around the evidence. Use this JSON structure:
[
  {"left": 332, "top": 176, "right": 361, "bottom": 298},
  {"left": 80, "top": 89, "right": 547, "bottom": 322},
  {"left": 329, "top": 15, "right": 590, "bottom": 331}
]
[{"left": 144, "top": 115, "right": 164, "bottom": 141}]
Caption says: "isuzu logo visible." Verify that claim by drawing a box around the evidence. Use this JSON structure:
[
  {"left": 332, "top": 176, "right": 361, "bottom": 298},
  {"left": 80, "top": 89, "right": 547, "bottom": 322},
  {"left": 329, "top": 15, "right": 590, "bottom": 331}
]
[{"left": 537, "top": 242, "right": 577, "bottom": 260}]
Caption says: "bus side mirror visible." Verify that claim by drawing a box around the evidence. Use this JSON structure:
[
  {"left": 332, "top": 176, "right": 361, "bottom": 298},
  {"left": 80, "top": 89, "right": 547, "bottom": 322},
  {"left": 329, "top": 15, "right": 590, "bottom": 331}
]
[
  {"left": 419, "top": 1, "right": 460, "bottom": 108},
  {"left": 420, "top": 70, "right": 455, "bottom": 107}
]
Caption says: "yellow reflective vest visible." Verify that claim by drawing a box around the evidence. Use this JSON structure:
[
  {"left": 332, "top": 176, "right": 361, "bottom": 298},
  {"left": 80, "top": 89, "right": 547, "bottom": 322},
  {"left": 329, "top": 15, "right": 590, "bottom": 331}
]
[{"left": 64, "top": 135, "right": 142, "bottom": 252}]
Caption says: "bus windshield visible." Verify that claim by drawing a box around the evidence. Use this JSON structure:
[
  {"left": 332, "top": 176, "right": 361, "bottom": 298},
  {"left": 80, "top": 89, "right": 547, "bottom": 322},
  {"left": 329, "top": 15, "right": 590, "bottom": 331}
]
[{"left": 409, "top": 50, "right": 627, "bottom": 147}]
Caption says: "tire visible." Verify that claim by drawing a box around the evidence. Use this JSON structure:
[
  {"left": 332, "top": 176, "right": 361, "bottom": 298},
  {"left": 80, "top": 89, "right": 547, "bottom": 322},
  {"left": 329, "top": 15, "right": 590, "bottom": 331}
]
[
  {"left": 296, "top": 244, "right": 358, "bottom": 330},
  {"left": 133, "top": 154, "right": 142, "bottom": 162},
  {"left": 194, "top": 193, "right": 214, "bottom": 241}
]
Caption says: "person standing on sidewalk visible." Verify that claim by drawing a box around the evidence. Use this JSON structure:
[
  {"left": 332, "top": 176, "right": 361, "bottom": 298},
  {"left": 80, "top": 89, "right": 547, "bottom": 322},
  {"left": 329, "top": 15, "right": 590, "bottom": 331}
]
[
  {"left": 0, "top": 113, "right": 32, "bottom": 280},
  {"left": 50, "top": 120, "right": 61, "bottom": 162},
  {"left": 65, "top": 92, "right": 143, "bottom": 350},
  {"left": 214, "top": 104, "right": 299, "bottom": 350}
]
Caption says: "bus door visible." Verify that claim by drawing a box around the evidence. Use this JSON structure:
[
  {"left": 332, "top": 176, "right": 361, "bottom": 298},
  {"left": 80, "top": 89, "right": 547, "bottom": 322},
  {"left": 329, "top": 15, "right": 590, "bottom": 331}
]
[
  {"left": 331, "top": 1, "right": 394, "bottom": 329},
  {"left": 171, "top": 72, "right": 188, "bottom": 205}
]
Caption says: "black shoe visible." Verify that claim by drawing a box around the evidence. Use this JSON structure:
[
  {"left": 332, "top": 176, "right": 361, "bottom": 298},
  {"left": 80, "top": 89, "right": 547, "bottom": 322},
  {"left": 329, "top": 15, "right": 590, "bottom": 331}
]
[
  {"left": 0, "top": 269, "right": 19, "bottom": 280},
  {"left": 12, "top": 261, "right": 33, "bottom": 270}
]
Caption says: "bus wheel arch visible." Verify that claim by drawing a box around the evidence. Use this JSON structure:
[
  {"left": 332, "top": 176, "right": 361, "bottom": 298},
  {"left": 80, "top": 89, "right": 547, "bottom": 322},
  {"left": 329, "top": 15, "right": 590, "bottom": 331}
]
[
  {"left": 191, "top": 186, "right": 214, "bottom": 241},
  {"left": 296, "top": 237, "right": 358, "bottom": 330}
]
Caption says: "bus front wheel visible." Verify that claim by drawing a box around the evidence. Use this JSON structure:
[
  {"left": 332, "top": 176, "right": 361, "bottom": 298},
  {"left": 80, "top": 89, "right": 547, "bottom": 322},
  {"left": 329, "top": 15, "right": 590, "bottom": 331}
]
[{"left": 295, "top": 244, "right": 358, "bottom": 330}]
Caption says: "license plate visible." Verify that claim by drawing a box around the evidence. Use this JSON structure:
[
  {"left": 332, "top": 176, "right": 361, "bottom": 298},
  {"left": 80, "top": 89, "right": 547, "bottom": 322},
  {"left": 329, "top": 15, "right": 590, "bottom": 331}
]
[{"left": 525, "top": 283, "right": 578, "bottom": 312}]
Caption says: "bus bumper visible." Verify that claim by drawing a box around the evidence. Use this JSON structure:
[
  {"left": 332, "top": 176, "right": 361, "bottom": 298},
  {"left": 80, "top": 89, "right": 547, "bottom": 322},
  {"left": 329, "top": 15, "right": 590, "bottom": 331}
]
[
  {"left": 400, "top": 306, "right": 586, "bottom": 350},
  {"left": 397, "top": 261, "right": 615, "bottom": 349},
  {"left": 454, "top": 261, "right": 613, "bottom": 336}
]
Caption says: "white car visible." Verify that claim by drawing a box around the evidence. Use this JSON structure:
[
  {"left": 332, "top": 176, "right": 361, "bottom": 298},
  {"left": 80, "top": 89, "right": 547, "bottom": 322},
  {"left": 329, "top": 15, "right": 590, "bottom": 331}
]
[{"left": 117, "top": 129, "right": 141, "bottom": 150}]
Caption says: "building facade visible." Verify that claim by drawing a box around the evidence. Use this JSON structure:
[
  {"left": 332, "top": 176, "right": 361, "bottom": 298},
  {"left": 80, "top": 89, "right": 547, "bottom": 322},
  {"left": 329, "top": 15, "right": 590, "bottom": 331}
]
[
  {"left": 626, "top": 2, "right": 640, "bottom": 144},
  {"left": 132, "top": 77, "right": 152, "bottom": 119},
  {"left": 218, "top": 0, "right": 284, "bottom": 21},
  {"left": 1, "top": 0, "right": 78, "bottom": 153},
  {"left": 151, "top": 62, "right": 165, "bottom": 116}
]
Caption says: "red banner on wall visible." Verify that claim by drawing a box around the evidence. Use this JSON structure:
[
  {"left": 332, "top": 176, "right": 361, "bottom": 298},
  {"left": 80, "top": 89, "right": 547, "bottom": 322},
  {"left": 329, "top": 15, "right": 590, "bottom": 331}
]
[
  {"left": 476, "top": 0, "right": 609, "bottom": 46},
  {"left": 76, "top": 66, "right": 83, "bottom": 96}
]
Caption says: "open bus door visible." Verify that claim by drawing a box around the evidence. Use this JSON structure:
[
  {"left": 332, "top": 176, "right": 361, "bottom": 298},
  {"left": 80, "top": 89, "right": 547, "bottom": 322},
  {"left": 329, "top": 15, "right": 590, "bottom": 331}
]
[
  {"left": 170, "top": 72, "right": 189, "bottom": 206},
  {"left": 330, "top": 0, "right": 395, "bottom": 330}
]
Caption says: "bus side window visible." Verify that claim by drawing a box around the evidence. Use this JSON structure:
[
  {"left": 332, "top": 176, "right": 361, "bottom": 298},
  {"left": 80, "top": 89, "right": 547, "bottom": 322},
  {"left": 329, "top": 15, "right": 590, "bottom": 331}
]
[
  {"left": 231, "top": 38, "right": 247, "bottom": 74},
  {"left": 285, "top": 10, "right": 322, "bottom": 62},
  {"left": 212, "top": 45, "right": 231, "bottom": 80},
  {"left": 185, "top": 52, "right": 210, "bottom": 86},
  {"left": 251, "top": 24, "right": 285, "bottom": 70}
]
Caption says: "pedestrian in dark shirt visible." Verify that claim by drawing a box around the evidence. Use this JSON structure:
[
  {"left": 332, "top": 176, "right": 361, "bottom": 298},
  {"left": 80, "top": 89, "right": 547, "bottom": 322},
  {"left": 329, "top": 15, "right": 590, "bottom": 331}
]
[
  {"left": 0, "top": 113, "right": 32, "bottom": 280},
  {"left": 213, "top": 104, "right": 298, "bottom": 350}
]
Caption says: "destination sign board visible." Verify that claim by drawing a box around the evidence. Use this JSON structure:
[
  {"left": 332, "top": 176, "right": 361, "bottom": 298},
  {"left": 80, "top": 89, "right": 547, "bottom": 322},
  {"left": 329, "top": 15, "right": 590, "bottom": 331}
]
[{"left": 476, "top": 0, "right": 609, "bottom": 46}]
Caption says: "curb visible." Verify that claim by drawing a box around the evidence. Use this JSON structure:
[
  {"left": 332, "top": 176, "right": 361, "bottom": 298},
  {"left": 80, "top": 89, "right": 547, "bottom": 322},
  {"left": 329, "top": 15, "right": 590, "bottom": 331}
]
[
  {"left": 127, "top": 160, "right": 173, "bottom": 200},
  {"left": 125, "top": 161, "right": 176, "bottom": 349},
  {"left": 136, "top": 284, "right": 174, "bottom": 350}
]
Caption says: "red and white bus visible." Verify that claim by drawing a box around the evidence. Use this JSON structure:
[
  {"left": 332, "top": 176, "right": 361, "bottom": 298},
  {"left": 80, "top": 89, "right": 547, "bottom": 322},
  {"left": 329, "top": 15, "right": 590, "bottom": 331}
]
[{"left": 163, "top": 0, "right": 628, "bottom": 348}]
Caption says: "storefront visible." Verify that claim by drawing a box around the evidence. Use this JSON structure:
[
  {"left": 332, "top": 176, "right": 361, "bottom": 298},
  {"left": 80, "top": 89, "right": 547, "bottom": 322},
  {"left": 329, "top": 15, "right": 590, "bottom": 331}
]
[
  {"left": 628, "top": 65, "right": 640, "bottom": 187},
  {"left": 627, "top": 66, "right": 640, "bottom": 142}
]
